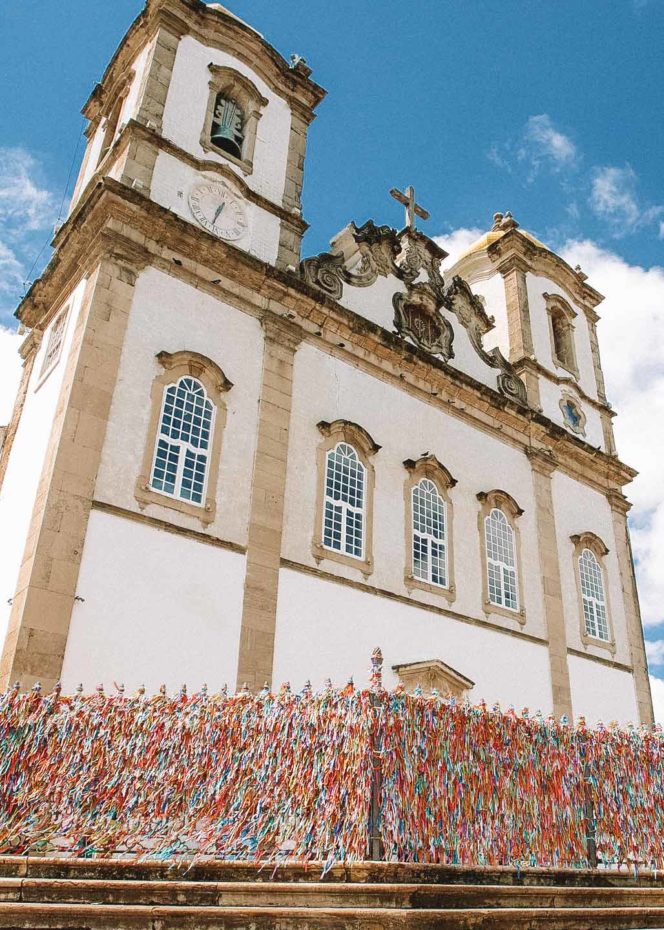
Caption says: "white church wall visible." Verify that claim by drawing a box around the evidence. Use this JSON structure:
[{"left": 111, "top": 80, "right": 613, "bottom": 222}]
[
  {"left": 537, "top": 377, "right": 605, "bottom": 450},
  {"left": 120, "top": 40, "right": 152, "bottom": 128},
  {"left": 163, "top": 35, "right": 292, "bottom": 206},
  {"left": 0, "top": 279, "right": 88, "bottom": 650},
  {"left": 568, "top": 654, "right": 638, "bottom": 724},
  {"left": 337, "top": 276, "right": 405, "bottom": 330},
  {"left": 551, "top": 470, "right": 632, "bottom": 666},
  {"left": 283, "top": 343, "right": 548, "bottom": 641},
  {"left": 463, "top": 274, "right": 509, "bottom": 358},
  {"left": 150, "top": 151, "right": 280, "bottom": 265},
  {"left": 94, "top": 267, "right": 263, "bottom": 547},
  {"left": 60, "top": 508, "right": 244, "bottom": 692},
  {"left": 273, "top": 568, "right": 553, "bottom": 710}
]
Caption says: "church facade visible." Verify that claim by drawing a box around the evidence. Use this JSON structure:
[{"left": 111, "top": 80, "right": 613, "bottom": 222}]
[{"left": 0, "top": 0, "right": 653, "bottom": 724}]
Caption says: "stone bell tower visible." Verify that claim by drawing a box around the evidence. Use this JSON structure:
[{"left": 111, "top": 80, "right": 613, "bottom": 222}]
[{"left": 0, "top": 0, "right": 325, "bottom": 691}]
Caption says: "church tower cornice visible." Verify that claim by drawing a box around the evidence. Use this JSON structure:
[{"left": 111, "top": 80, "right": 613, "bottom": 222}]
[{"left": 82, "top": 0, "right": 325, "bottom": 126}]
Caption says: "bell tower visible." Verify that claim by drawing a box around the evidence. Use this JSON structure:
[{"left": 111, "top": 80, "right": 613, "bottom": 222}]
[{"left": 69, "top": 0, "right": 325, "bottom": 269}]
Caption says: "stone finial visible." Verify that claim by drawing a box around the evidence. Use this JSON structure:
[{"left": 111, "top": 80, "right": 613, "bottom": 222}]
[
  {"left": 76, "top": 683, "right": 84, "bottom": 695},
  {"left": 179, "top": 684, "right": 187, "bottom": 698},
  {"left": 240, "top": 682, "right": 250, "bottom": 695},
  {"left": 137, "top": 684, "right": 146, "bottom": 698},
  {"left": 220, "top": 683, "right": 228, "bottom": 697},
  {"left": 324, "top": 678, "right": 333, "bottom": 693},
  {"left": 96, "top": 683, "right": 105, "bottom": 696},
  {"left": 114, "top": 682, "right": 125, "bottom": 696},
  {"left": 370, "top": 646, "right": 384, "bottom": 692},
  {"left": 301, "top": 679, "right": 312, "bottom": 697},
  {"left": 200, "top": 683, "right": 208, "bottom": 698},
  {"left": 32, "top": 681, "right": 42, "bottom": 694},
  {"left": 259, "top": 682, "right": 270, "bottom": 698},
  {"left": 12, "top": 681, "right": 20, "bottom": 693},
  {"left": 492, "top": 211, "right": 519, "bottom": 232},
  {"left": 159, "top": 684, "right": 167, "bottom": 697},
  {"left": 574, "top": 264, "right": 588, "bottom": 282}
]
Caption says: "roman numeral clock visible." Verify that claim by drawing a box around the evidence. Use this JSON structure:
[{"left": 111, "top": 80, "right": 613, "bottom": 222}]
[{"left": 189, "top": 180, "right": 249, "bottom": 241}]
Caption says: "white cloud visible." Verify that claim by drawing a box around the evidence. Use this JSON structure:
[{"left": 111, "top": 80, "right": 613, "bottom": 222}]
[
  {"left": 0, "top": 148, "right": 58, "bottom": 322},
  {"left": 488, "top": 114, "right": 578, "bottom": 182},
  {"left": 436, "top": 227, "right": 484, "bottom": 269},
  {"left": 560, "top": 240, "right": 664, "bottom": 631},
  {"left": 646, "top": 639, "right": 664, "bottom": 667},
  {"left": 589, "top": 165, "right": 662, "bottom": 235},
  {"left": 0, "top": 148, "right": 56, "bottom": 234},
  {"left": 650, "top": 676, "right": 664, "bottom": 726},
  {"left": 520, "top": 114, "right": 577, "bottom": 170},
  {"left": 0, "top": 327, "right": 22, "bottom": 425}
]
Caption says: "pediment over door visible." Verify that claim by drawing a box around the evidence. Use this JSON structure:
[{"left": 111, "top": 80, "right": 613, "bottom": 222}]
[{"left": 392, "top": 659, "right": 474, "bottom": 698}]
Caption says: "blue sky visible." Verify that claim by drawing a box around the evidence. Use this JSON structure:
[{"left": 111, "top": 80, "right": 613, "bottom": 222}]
[{"left": 1, "top": 0, "right": 663, "bottom": 716}]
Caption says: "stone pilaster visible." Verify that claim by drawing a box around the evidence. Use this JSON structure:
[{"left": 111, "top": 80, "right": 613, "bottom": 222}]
[
  {"left": 498, "top": 256, "right": 540, "bottom": 408},
  {"left": 607, "top": 490, "right": 655, "bottom": 725},
  {"left": 235, "top": 316, "right": 303, "bottom": 690},
  {"left": 527, "top": 448, "right": 573, "bottom": 719},
  {"left": 0, "top": 253, "right": 141, "bottom": 692},
  {"left": 277, "top": 105, "right": 314, "bottom": 269},
  {"left": 134, "top": 26, "right": 181, "bottom": 134},
  {"left": 0, "top": 332, "right": 41, "bottom": 493}
]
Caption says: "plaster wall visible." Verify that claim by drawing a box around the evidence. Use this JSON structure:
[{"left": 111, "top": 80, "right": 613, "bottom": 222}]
[
  {"left": 551, "top": 470, "right": 631, "bottom": 665},
  {"left": 568, "top": 654, "right": 638, "bottom": 724},
  {"left": 94, "top": 267, "right": 263, "bottom": 546},
  {"left": 538, "top": 377, "right": 604, "bottom": 449},
  {"left": 273, "top": 568, "right": 553, "bottom": 709},
  {"left": 466, "top": 274, "right": 509, "bottom": 358},
  {"left": 150, "top": 151, "right": 280, "bottom": 265},
  {"left": 283, "top": 343, "right": 548, "bottom": 640},
  {"left": 163, "top": 36, "right": 292, "bottom": 206},
  {"left": 0, "top": 280, "right": 87, "bottom": 650},
  {"left": 60, "top": 509, "right": 245, "bottom": 692}
]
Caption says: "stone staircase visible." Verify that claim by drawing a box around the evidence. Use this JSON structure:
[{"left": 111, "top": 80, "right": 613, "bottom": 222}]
[{"left": 1, "top": 856, "right": 664, "bottom": 929}]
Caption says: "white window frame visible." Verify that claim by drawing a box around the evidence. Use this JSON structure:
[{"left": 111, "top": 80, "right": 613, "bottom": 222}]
[
  {"left": 149, "top": 376, "right": 216, "bottom": 507},
  {"left": 322, "top": 441, "right": 366, "bottom": 561},
  {"left": 37, "top": 306, "right": 70, "bottom": 385},
  {"left": 412, "top": 477, "right": 448, "bottom": 588},
  {"left": 578, "top": 547, "right": 610, "bottom": 642},
  {"left": 485, "top": 507, "right": 519, "bottom": 612}
]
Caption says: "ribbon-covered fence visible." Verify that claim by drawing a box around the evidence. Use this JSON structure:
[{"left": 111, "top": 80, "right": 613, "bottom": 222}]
[{"left": 0, "top": 649, "right": 662, "bottom": 868}]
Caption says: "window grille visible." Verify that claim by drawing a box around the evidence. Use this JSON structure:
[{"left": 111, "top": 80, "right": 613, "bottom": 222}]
[
  {"left": 579, "top": 548, "right": 609, "bottom": 641},
  {"left": 485, "top": 508, "right": 518, "bottom": 611},
  {"left": 412, "top": 478, "right": 447, "bottom": 587},
  {"left": 323, "top": 442, "right": 365, "bottom": 559},
  {"left": 39, "top": 308, "right": 69, "bottom": 380},
  {"left": 150, "top": 376, "right": 214, "bottom": 506}
]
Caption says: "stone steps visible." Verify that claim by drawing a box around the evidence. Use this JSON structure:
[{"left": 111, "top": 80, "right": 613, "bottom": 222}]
[
  {"left": 3, "top": 877, "right": 664, "bottom": 909},
  {"left": 0, "top": 857, "right": 663, "bottom": 929},
  {"left": 1, "top": 903, "right": 664, "bottom": 930}
]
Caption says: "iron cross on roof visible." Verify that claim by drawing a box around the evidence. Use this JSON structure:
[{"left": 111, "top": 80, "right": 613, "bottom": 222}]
[{"left": 389, "top": 185, "right": 430, "bottom": 231}]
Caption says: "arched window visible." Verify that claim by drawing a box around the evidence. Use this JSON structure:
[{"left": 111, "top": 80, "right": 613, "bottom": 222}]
[
  {"left": 150, "top": 376, "right": 214, "bottom": 505},
  {"left": 477, "top": 490, "right": 524, "bottom": 619},
  {"left": 210, "top": 93, "right": 244, "bottom": 159},
  {"left": 545, "top": 293, "right": 579, "bottom": 378},
  {"left": 313, "top": 420, "right": 380, "bottom": 574},
  {"left": 136, "top": 351, "right": 232, "bottom": 525},
  {"left": 403, "top": 455, "right": 456, "bottom": 599},
  {"left": 323, "top": 442, "right": 365, "bottom": 559},
  {"left": 412, "top": 478, "right": 447, "bottom": 587},
  {"left": 578, "top": 548, "right": 609, "bottom": 641},
  {"left": 485, "top": 508, "right": 518, "bottom": 611},
  {"left": 202, "top": 66, "right": 268, "bottom": 172}
]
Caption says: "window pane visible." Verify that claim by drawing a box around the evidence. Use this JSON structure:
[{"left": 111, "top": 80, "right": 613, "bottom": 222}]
[
  {"left": 150, "top": 376, "right": 214, "bottom": 506},
  {"left": 323, "top": 443, "right": 365, "bottom": 559},
  {"left": 579, "top": 548, "right": 608, "bottom": 641},
  {"left": 485, "top": 508, "right": 518, "bottom": 609},
  {"left": 412, "top": 479, "right": 447, "bottom": 587}
]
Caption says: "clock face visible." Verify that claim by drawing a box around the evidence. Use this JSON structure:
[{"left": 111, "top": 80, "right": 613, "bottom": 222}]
[{"left": 189, "top": 182, "right": 249, "bottom": 241}]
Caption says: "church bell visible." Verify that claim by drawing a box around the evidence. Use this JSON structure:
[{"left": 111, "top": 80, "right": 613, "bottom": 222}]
[{"left": 211, "top": 95, "right": 244, "bottom": 159}]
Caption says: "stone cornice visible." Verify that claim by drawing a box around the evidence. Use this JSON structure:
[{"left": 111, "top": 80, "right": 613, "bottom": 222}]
[
  {"left": 488, "top": 229, "right": 604, "bottom": 315},
  {"left": 15, "top": 178, "right": 637, "bottom": 497},
  {"left": 83, "top": 0, "right": 325, "bottom": 123},
  {"left": 74, "top": 119, "right": 309, "bottom": 235},
  {"left": 513, "top": 356, "right": 614, "bottom": 417}
]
